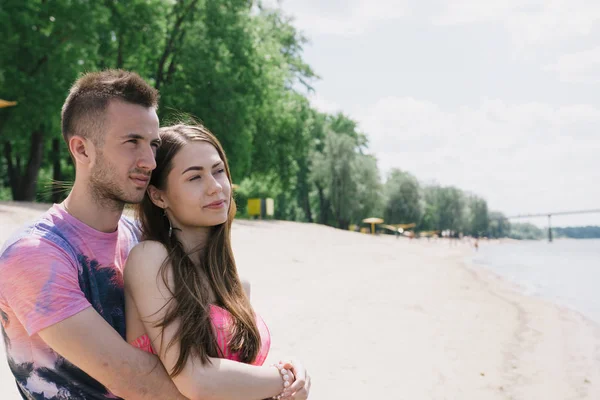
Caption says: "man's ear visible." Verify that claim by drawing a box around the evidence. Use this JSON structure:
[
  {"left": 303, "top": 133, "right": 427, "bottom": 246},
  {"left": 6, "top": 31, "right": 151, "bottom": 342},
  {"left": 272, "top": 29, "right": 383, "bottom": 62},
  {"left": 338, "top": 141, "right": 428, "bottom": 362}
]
[
  {"left": 69, "top": 135, "right": 93, "bottom": 166},
  {"left": 147, "top": 185, "right": 168, "bottom": 209}
]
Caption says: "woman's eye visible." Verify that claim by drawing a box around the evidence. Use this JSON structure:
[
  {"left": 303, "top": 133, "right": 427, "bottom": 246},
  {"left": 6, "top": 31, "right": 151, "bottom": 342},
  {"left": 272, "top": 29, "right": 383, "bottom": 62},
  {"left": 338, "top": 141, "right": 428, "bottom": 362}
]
[
  {"left": 216, "top": 168, "right": 225, "bottom": 174},
  {"left": 189, "top": 175, "right": 201, "bottom": 181}
]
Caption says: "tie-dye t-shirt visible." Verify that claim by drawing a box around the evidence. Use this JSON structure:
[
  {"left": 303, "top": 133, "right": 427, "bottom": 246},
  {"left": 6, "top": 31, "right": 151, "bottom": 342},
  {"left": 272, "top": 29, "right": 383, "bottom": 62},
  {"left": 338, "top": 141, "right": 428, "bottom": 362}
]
[{"left": 0, "top": 204, "right": 139, "bottom": 399}]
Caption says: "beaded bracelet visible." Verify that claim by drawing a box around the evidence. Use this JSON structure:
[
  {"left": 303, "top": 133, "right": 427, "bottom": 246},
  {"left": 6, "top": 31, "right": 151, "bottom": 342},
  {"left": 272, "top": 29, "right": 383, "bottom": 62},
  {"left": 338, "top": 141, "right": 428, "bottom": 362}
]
[{"left": 271, "top": 362, "right": 293, "bottom": 399}]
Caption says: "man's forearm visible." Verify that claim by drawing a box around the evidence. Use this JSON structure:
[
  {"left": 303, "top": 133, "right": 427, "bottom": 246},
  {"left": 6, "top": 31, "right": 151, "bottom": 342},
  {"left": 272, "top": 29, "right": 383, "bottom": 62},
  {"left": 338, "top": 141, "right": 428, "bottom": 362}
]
[
  {"left": 107, "top": 347, "right": 187, "bottom": 400},
  {"left": 37, "top": 308, "right": 188, "bottom": 400}
]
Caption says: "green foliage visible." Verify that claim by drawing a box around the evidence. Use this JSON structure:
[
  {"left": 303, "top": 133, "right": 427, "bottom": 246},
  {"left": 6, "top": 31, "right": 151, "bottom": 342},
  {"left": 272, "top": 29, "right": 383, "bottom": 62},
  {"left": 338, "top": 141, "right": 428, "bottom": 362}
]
[
  {"left": 352, "top": 154, "right": 383, "bottom": 222},
  {"left": 509, "top": 223, "right": 544, "bottom": 240},
  {"left": 0, "top": 186, "right": 11, "bottom": 201},
  {"left": 384, "top": 169, "right": 422, "bottom": 225},
  {"left": 420, "top": 185, "right": 466, "bottom": 233},
  {"left": 488, "top": 211, "right": 511, "bottom": 238},
  {"left": 466, "top": 196, "right": 489, "bottom": 237},
  {"left": 311, "top": 130, "right": 357, "bottom": 228},
  {"left": 554, "top": 226, "right": 600, "bottom": 239}
]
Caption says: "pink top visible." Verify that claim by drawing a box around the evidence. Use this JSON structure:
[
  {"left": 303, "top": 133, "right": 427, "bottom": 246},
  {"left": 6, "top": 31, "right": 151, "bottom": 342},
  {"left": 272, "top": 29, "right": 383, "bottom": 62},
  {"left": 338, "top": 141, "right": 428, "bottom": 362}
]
[{"left": 131, "top": 304, "right": 271, "bottom": 366}]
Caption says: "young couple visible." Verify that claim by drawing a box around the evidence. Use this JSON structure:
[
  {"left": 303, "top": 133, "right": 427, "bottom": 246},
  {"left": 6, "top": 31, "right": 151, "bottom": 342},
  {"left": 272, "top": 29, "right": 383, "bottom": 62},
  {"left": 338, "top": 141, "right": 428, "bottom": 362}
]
[{"left": 0, "top": 70, "right": 311, "bottom": 399}]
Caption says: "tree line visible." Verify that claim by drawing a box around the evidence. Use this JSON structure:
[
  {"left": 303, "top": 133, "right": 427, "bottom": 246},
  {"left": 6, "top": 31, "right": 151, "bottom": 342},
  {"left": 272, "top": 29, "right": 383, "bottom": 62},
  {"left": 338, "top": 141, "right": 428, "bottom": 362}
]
[
  {"left": 1, "top": 0, "right": 512, "bottom": 238},
  {"left": 509, "top": 224, "right": 600, "bottom": 240}
]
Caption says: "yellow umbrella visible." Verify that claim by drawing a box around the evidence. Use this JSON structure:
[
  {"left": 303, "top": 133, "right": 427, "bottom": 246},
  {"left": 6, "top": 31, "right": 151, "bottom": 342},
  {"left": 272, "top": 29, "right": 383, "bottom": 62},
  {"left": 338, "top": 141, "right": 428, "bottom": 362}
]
[
  {"left": 362, "top": 217, "right": 384, "bottom": 234},
  {"left": 0, "top": 99, "right": 17, "bottom": 108}
]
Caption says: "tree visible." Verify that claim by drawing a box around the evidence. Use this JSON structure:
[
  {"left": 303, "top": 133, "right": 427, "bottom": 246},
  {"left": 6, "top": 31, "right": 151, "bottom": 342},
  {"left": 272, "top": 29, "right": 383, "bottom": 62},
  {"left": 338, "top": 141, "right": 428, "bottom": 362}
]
[
  {"left": 466, "top": 195, "right": 489, "bottom": 237},
  {"left": 420, "top": 186, "right": 440, "bottom": 232},
  {"left": 488, "top": 211, "right": 511, "bottom": 238},
  {"left": 311, "top": 130, "right": 357, "bottom": 229},
  {"left": 0, "top": 0, "right": 170, "bottom": 201},
  {"left": 0, "top": 0, "right": 110, "bottom": 200},
  {"left": 509, "top": 223, "right": 543, "bottom": 240},
  {"left": 421, "top": 185, "right": 466, "bottom": 233},
  {"left": 352, "top": 154, "right": 383, "bottom": 223},
  {"left": 383, "top": 169, "right": 422, "bottom": 225}
]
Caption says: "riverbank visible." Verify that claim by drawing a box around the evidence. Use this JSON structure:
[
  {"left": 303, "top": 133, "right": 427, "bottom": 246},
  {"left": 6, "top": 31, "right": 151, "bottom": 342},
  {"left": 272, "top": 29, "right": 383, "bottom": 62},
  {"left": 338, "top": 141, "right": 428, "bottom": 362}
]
[{"left": 1, "top": 202, "right": 599, "bottom": 399}]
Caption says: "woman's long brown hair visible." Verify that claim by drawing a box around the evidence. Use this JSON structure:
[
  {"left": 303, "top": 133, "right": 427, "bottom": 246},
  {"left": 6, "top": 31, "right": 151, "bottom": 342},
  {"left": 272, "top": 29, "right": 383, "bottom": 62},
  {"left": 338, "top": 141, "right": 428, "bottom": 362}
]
[{"left": 136, "top": 124, "right": 260, "bottom": 377}]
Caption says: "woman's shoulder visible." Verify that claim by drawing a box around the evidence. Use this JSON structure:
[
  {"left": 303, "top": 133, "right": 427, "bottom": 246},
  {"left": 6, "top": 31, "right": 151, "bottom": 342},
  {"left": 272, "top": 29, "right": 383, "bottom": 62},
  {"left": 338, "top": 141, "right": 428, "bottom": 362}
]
[
  {"left": 135, "top": 239, "right": 169, "bottom": 255},
  {"left": 125, "top": 240, "right": 169, "bottom": 278},
  {"left": 124, "top": 241, "right": 175, "bottom": 310}
]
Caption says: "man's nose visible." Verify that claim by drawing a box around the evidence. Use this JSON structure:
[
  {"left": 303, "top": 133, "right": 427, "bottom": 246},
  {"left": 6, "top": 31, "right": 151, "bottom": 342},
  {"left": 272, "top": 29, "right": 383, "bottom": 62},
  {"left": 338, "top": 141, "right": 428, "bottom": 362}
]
[{"left": 138, "top": 145, "right": 157, "bottom": 171}]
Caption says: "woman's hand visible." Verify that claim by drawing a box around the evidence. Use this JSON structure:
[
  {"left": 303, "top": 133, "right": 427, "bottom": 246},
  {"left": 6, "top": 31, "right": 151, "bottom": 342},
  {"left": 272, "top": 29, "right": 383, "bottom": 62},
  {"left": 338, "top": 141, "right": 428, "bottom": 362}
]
[{"left": 281, "top": 360, "right": 311, "bottom": 399}]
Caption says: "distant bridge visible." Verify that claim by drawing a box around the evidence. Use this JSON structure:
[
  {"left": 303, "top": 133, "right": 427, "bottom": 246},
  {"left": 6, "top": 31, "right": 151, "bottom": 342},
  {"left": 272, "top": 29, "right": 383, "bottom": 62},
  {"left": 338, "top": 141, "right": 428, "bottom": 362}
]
[{"left": 502, "top": 209, "right": 600, "bottom": 242}]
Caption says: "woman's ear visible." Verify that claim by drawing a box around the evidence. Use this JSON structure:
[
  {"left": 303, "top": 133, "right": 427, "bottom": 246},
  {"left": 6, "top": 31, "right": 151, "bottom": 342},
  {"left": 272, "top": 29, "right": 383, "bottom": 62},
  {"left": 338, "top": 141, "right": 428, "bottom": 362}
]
[{"left": 147, "top": 185, "right": 168, "bottom": 209}]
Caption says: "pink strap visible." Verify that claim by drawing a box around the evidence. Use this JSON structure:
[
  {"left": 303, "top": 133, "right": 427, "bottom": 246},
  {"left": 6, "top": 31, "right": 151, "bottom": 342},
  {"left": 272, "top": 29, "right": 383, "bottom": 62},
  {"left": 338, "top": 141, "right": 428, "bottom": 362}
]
[
  {"left": 131, "top": 304, "right": 270, "bottom": 364},
  {"left": 131, "top": 332, "right": 156, "bottom": 355}
]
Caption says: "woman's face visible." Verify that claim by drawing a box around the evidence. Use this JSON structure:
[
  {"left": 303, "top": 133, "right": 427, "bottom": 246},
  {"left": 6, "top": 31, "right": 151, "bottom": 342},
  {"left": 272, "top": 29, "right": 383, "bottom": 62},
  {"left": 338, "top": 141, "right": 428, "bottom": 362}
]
[{"left": 160, "top": 141, "right": 231, "bottom": 229}]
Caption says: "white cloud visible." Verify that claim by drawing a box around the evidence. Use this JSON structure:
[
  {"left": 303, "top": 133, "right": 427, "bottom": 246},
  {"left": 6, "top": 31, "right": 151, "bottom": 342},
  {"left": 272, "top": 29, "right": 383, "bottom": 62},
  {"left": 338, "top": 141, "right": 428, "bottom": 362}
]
[
  {"left": 544, "top": 46, "right": 600, "bottom": 83},
  {"left": 432, "top": 0, "right": 600, "bottom": 47},
  {"left": 266, "top": 0, "right": 410, "bottom": 36},
  {"left": 354, "top": 97, "right": 600, "bottom": 222}
]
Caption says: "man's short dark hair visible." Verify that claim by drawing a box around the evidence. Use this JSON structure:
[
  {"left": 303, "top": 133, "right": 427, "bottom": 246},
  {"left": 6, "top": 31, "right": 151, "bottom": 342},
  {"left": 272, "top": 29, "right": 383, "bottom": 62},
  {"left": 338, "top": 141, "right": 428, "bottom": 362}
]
[{"left": 61, "top": 69, "right": 159, "bottom": 148}]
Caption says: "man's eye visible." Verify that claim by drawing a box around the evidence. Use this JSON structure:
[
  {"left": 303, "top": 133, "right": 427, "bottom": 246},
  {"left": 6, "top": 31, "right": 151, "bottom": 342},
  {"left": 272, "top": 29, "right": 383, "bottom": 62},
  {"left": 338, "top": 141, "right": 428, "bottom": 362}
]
[{"left": 127, "top": 139, "right": 138, "bottom": 145}]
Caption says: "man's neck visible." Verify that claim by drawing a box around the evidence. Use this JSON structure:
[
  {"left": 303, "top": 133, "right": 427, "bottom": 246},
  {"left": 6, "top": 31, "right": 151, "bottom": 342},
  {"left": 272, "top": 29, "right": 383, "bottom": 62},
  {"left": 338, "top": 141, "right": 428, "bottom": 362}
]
[{"left": 63, "top": 183, "right": 124, "bottom": 233}]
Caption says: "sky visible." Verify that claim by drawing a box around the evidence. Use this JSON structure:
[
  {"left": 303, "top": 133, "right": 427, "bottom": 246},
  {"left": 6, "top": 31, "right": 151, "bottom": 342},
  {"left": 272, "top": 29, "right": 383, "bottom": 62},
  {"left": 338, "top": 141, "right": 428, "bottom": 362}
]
[{"left": 266, "top": 0, "right": 600, "bottom": 228}]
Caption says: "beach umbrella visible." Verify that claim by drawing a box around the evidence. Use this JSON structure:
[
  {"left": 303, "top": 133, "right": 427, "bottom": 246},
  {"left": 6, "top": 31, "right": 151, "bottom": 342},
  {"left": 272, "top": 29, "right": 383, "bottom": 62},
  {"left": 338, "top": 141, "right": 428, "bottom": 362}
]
[
  {"left": 0, "top": 99, "right": 17, "bottom": 108},
  {"left": 362, "top": 217, "right": 384, "bottom": 234}
]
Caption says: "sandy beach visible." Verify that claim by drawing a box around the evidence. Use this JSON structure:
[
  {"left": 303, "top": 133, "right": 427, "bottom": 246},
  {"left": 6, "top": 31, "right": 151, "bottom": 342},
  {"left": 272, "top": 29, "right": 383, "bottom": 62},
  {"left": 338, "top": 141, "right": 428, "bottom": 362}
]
[{"left": 1, "top": 202, "right": 600, "bottom": 399}]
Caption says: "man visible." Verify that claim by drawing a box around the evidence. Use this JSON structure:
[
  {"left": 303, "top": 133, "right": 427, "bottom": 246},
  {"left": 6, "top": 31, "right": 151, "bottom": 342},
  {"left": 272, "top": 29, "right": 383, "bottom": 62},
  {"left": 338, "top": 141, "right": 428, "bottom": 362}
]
[{"left": 0, "top": 70, "right": 187, "bottom": 399}]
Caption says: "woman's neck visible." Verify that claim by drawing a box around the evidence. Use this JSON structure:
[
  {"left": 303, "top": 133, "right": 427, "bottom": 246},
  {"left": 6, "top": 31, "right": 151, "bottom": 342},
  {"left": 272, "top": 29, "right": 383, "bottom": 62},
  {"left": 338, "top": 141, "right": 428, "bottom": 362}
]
[{"left": 175, "top": 225, "right": 211, "bottom": 256}]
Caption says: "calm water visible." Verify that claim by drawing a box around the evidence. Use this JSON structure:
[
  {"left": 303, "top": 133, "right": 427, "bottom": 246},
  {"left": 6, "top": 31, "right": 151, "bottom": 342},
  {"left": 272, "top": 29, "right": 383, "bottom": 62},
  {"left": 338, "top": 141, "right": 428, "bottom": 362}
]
[{"left": 472, "top": 239, "right": 600, "bottom": 323}]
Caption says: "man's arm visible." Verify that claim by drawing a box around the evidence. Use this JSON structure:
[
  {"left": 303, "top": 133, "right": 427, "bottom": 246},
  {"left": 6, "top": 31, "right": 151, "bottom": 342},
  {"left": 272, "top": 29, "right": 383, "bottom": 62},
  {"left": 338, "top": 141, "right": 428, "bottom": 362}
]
[
  {"left": 0, "top": 237, "right": 187, "bottom": 400},
  {"left": 38, "top": 307, "right": 187, "bottom": 400}
]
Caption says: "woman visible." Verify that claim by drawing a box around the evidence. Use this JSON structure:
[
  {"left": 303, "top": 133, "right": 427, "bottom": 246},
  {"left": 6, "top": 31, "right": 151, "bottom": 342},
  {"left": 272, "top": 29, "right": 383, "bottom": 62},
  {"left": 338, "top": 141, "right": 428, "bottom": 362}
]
[{"left": 124, "top": 124, "right": 310, "bottom": 400}]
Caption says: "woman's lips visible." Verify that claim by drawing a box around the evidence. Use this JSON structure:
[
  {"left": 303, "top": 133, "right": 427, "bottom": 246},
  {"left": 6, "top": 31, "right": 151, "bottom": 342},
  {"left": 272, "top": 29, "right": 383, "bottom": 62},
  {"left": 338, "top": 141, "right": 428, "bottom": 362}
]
[{"left": 204, "top": 200, "right": 226, "bottom": 209}]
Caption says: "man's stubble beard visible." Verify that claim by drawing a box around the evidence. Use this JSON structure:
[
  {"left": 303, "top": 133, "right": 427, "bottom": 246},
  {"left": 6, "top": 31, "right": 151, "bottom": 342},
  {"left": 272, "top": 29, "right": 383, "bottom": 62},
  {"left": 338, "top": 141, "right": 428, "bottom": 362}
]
[{"left": 89, "top": 151, "right": 144, "bottom": 212}]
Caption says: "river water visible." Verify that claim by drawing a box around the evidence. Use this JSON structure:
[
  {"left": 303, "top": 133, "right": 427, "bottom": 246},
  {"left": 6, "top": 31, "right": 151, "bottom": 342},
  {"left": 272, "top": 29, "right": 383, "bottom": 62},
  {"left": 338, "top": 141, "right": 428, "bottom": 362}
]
[{"left": 472, "top": 239, "right": 600, "bottom": 323}]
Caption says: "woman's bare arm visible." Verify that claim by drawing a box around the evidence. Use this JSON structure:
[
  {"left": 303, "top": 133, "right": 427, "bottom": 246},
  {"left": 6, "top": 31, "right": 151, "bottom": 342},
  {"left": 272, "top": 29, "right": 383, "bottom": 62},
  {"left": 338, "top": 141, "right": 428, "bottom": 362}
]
[{"left": 124, "top": 241, "right": 289, "bottom": 400}]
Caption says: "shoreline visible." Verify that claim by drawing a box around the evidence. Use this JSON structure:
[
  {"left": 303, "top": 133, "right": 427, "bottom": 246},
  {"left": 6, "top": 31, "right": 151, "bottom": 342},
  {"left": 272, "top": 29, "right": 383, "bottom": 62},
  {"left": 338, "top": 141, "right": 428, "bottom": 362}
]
[
  {"left": 470, "top": 238, "right": 600, "bottom": 337},
  {"left": 468, "top": 253, "right": 600, "bottom": 331},
  {"left": 1, "top": 202, "right": 599, "bottom": 399},
  {"left": 461, "top": 247, "right": 600, "bottom": 398}
]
